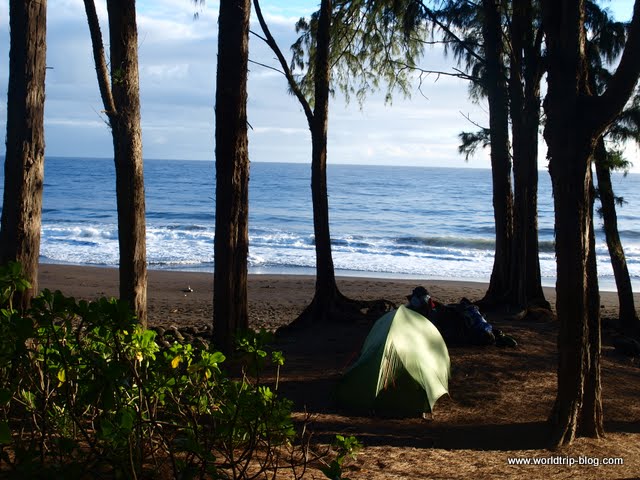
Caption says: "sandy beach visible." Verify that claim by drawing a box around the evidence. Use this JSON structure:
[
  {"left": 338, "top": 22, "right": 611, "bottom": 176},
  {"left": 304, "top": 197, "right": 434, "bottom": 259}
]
[
  {"left": 38, "top": 263, "right": 629, "bottom": 329},
  {"left": 35, "top": 264, "right": 640, "bottom": 479},
  {"left": 38, "top": 264, "right": 504, "bottom": 328}
]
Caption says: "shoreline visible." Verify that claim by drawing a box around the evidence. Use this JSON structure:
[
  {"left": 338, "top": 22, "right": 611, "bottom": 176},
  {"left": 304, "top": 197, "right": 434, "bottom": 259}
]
[
  {"left": 40, "top": 259, "right": 628, "bottom": 293},
  {"left": 36, "top": 263, "right": 633, "bottom": 330}
]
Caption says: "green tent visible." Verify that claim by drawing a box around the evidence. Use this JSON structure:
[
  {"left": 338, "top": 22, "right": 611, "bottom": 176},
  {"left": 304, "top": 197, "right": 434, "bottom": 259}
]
[{"left": 335, "top": 305, "right": 450, "bottom": 417}]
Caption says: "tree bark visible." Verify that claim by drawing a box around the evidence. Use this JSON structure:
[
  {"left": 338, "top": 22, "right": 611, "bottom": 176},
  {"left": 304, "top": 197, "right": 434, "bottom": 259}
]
[
  {"left": 213, "top": 0, "right": 251, "bottom": 354},
  {"left": 508, "top": 0, "right": 548, "bottom": 311},
  {"left": 479, "top": 0, "right": 514, "bottom": 308},
  {"left": 542, "top": 0, "right": 640, "bottom": 447},
  {"left": 593, "top": 139, "right": 639, "bottom": 335},
  {"left": 255, "top": 0, "right": 367, "bottom": 326},
  {"left": 83, "top": 0, "right": 116, "bottom": 116},
  {"left": 106, "top": 0, "right": 148, "bottom": 327},
  {"left": 306, "top": 0, "right": 345, "bottom": 321},
  {"left": 1, "top": 0, "right": 47, "bottom": 311},
  {"left": 542, "top": 0, "right": 596, "bottom": 447},
  {"left": 581, "top": 174, "right": 604, "bottom": 438}
]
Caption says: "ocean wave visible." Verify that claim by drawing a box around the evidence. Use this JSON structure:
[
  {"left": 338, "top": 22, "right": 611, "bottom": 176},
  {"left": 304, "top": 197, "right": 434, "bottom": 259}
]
[
  {"left": 164, "top": 224, "right": 209, "bottom": 232},
  {"left": 146, "top": 211, "right": 214, "bottom": 222},
  {"left": 44, "top": 225, "right": 118, "bottom": 240},
  {"left": 395, "top": 235, "right": 495, "bottom": 250},
  {"left": 29, "top": 159, "right": 640, "bottom": 291}
]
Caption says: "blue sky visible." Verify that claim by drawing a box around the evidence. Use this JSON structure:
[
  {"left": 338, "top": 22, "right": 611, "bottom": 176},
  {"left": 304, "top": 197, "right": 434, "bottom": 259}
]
[{"left": 1, "top": 0, "right": 638, "bottom": 171}]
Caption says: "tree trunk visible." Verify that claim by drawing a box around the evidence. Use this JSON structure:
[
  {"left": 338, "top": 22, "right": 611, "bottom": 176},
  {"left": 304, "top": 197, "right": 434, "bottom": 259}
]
[
  {"left": 253, "top": 0, "right": 369, "bottom": 327},
  {"left": 593, "top": 139, "right": 639, "bottom": 335},
  {"left": 508, "top": 0, "right": 548, "bottom": 312},
  {"left": 287, "top": 0, "right": 364, "bottom": 326},
  {"left": 541, "top": 0, "right": 625, "bottom": 447},
  {"left": 479, "top": 0, "right": 514, "bottom": 308},
  {"left": 542, "top": 0, "right": 594, "bottom": 447},
  {"left": 306, "top": 0, "right": 344, "bottom": 321},
  {"left": 543, "top": 0, "right": 640, "bottom": 447},
  {"left": 213, "top": 0, "right": 251, "bottom": 354},
  {"left": 106, "top": 0, "right": 148, "bottom": 327},
  {"left": 580, "top": 173, "right": 604, "bottom": 438},
  {"left": 545, "top": 125, "right": 597, "bottom": 446},
  {"left": 0, "top": 0, "right": 47, "bottom": 311}
]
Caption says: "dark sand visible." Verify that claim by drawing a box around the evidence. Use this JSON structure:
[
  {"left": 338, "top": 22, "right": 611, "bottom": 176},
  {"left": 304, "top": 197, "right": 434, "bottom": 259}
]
[{"left": 37, "top": 264, "right": 640, "bottom": 479}]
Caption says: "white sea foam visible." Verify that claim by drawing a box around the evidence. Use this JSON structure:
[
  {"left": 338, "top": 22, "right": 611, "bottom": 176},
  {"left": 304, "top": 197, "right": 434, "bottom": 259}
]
[{"left": 21, "top": 158, "right": 640, "bottom": 293}]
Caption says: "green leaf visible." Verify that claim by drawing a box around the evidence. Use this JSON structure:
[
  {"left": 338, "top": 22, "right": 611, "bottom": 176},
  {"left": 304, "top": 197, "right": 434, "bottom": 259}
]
[
  {"left": 0, "top": 389, "right": 11, "bottom": 404},
  {"left": 209, "top": 351, "right": 226, "bottom": 364},
  {"left": 0, "top": 421, "right": 11, "bottom": 444},
  {"left": 120, "top": 408, "right": 135, "bottom": 432},
  {"left": 271, "top": 350, "right": 285, "bottom": 366}
]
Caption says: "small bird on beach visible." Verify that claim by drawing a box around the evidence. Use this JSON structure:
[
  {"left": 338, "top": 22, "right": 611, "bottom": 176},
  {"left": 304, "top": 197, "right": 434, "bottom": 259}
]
[{"left": 182, "top": 286, "right": 193, "bottom": 293}]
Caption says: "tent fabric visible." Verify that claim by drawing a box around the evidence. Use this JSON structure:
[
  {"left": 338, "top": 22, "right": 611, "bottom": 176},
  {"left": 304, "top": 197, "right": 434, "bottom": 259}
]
[{"left": 335, "top": 305, "right": 450, "bottom": 417}]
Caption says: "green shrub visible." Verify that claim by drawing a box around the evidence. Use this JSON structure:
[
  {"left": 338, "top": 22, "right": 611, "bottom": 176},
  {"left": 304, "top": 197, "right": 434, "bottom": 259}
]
[{"left": 0, "top": 263, "right": 308, "bottom": 479}]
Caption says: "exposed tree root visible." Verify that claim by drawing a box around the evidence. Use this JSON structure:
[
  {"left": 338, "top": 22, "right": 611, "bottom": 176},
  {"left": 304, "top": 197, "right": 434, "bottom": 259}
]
[{"left": 278, "top": 288, "right": 395, "bottom": 334}]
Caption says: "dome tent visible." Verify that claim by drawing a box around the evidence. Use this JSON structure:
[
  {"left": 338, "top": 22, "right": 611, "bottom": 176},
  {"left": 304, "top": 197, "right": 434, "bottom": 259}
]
[{"left": 335, "top": 305, "right": 450, "bottom": 417}]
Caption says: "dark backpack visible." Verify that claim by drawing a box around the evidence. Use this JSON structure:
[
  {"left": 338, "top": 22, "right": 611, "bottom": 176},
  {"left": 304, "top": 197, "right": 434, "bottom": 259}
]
[{"left": 431, "top": 302, "right": 495, "bottom": 346}]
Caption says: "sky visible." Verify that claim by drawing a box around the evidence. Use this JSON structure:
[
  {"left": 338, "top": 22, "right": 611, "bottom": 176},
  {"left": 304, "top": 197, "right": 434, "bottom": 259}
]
[{"left": 0, "top": 0, "right": 638, "bottom": 171}]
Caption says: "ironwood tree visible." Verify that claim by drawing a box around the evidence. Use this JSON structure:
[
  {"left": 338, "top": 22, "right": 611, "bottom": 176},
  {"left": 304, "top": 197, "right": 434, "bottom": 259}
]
[
  {"left": 593, "top": 142, "right": 639, "bottom": 335},
  {"left": 213, "top": 0, "right": 251, "bottom": 353},
  {"left": 507, "top": 0, "right": 548, "bottom": 310},
  {"left": 254, "top": 0, "right": 372, "bottom": 324},
  {"left": 83, "top": 0, "right": 148, "bottom": 326},
  {"left": 584, "top": 2, "right": 640, "bottom": 336},
  {"left": 541, "top": 0, "right": 640, "bottom": 446},
  {"left": 0, "top": 0, "right": 48, "bottom": 311},
  {"left": 438, "top": 0, "right": 549, "bottom": 312},
  {"left": 477, "top": 0, "right": 514, "bottom": 309},
  {"left": 338, "top": 0, "right": 548, "bottom": 313}
]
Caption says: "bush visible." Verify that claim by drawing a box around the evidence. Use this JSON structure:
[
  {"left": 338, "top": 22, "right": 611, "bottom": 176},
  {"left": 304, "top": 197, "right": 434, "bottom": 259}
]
[{"left": 0, "top": 262, "right": 310, "bottom": 479}]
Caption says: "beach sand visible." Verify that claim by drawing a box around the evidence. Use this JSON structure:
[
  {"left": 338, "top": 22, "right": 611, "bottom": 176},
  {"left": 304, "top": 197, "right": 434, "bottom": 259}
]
[
  {"left": 37, "top": 264, "right": 640, "bottom": 479},
  {"left": 38, "top": 263, "right": 628, "bottom": 329}
]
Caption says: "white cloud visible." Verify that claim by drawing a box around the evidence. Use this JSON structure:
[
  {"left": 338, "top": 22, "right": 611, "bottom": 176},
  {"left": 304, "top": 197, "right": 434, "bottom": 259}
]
[
  {"left": 253, "top": 126, "right": 308, "bottom": 135},
  {"left": 46, "top": 118, "right": 107, "bottom": 128},
  {"left": 2, "top": 1, "right": 636, "bottom": 172},
  {"left": 142, "top": 63, "right": 190, "bottom": 81}
]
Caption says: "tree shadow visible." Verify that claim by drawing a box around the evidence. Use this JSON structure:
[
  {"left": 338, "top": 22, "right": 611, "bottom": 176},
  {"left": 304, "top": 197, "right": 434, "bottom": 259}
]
[
  {"left": 604, "top": 420, "right": 640, "bottom": 434},
  {"left": 298, "top": 415, "right": 552, "bottom": 451}
]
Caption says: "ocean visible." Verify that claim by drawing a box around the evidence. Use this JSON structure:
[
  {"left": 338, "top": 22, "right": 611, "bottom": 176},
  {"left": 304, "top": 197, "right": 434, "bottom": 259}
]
[{"left": 1, "top": 156, "right": 639, "bottom": 291}]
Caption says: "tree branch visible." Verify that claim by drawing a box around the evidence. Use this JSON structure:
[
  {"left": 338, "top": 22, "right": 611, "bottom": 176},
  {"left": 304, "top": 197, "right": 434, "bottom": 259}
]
[
  {"left": 83, "top": 0, "right": 117, "bottom": 120},
  {"left": 414, "top": 0, "right": 486, "bottom": 67},
  {"left": 253, "top": 0, "right": 314, "bottom": 126},
  {"left": 248, "top": 59, "right": 286, "bottom": 77},
  {"left": 460, "top": 110, "right": 487, "bottom": 130},
  {"left": 594, "top": 0, "right": 640, "bottom": 132},
  {"left": 388, "top": 58, "right": 480, "bottom": 83}
]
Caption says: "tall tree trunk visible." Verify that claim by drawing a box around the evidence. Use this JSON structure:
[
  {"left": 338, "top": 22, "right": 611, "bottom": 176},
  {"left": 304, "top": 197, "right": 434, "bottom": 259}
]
[
  {"left": 480, "top": 0, "right": 514, "bottom": 308},
  {"left": 581, "top": 173, "right": 604, "bottom": 437},
  {"left": 106, "top": 0, "right": 148, "bottom": 327},
  {"left": 545, "top": 122, "right": 597, "bottom": 447},
  {"left": 542, "top": 0, "right": 640, "bottom": 447},
  {"left": 306, "top": 0, "right": 345, "bottom": 321},
  {"left": 543, "top": 0, "right": 599, "bottom": 445},
  {"left": 213, "top": 0, "right": 251, "bottom": 354},
  {"left": 508, "top": 0, "right": 548, "bottom": 311},
  {"left": 0, "top": 0, "right": 47, "bottom": 311},
  {"left": 254, "top": 0, "right": 367, "bottom": 327},
  {"left": 593, "top": 139, "right": 639, "bottom": 335}
]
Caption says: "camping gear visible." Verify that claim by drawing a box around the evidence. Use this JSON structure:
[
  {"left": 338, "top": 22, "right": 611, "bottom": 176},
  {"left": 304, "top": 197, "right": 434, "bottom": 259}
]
[
  {"left": 453, "top": 302, "right": 495, "bottom": 345},
  {"left": 335, "top": 305, "right": 450, "bottom": 417},
  {"left": 494, "top": 329, "right": 518, "bottom": 348},
  {"left": 427, "top": 301, "right": 495, "bottom": 346}
]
